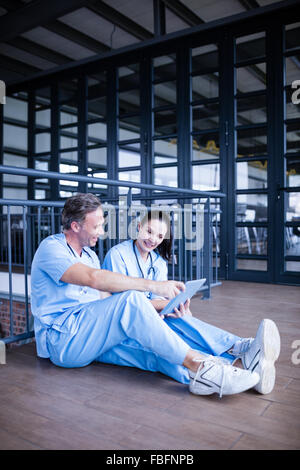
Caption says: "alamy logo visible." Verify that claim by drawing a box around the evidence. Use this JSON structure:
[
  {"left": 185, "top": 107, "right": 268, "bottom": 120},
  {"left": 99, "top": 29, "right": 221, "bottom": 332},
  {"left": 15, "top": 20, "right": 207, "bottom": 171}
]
[{"left": 0, "top": 80, "right": 6, "bottom": 104}]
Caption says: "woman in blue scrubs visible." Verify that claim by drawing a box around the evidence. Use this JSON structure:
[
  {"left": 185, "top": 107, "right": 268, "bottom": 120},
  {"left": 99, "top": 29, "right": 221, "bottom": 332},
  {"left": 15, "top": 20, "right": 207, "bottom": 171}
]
[{"left": 100, "top": 211, "right": 243, "bottom": 383}]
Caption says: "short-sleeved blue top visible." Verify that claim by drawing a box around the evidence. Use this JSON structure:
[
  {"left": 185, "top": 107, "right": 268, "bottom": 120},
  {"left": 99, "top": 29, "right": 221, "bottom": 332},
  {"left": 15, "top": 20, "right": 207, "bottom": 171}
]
[{"left": 30, "top": 233, "right": 101, "bottom": 357}]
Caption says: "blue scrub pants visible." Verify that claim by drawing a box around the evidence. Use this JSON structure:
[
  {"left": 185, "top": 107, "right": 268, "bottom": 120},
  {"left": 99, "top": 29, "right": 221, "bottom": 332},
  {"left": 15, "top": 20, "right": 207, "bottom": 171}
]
[{"left": 46, "top": 290, "right": 240, "bottom": 384}]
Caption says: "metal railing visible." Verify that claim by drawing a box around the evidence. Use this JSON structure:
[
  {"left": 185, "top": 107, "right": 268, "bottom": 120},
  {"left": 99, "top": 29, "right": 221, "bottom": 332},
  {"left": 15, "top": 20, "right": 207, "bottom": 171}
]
[{"left": 0, "top": 164, "right": 224, "bottom": 346}]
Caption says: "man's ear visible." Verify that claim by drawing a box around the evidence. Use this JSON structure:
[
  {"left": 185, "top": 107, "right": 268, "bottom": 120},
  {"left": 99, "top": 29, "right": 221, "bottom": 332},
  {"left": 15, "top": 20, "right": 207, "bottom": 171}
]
[{"left": 70, "top": 220, "right": 81, "bottom": 233}]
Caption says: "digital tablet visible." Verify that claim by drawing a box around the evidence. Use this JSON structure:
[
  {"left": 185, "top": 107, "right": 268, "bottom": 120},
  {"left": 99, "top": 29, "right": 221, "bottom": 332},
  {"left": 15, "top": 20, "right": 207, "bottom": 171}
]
[{"left": 160, "top": 278, "right": 206, "bottom": 316}]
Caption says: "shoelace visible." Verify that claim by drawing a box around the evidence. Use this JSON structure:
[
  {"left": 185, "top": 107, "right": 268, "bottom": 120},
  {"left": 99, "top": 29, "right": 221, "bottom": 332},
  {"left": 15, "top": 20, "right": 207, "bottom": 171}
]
[{"left": 191, "top": 355, "right": 233, "bottom": 399}]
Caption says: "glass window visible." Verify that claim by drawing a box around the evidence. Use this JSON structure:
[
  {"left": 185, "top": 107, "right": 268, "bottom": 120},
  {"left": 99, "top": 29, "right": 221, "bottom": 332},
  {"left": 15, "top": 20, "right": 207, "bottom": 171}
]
[
  {"left": 286, "top": 122, "right": 300, "bottom": 154},
  {"left": 236, "top": 63, "right": 266, "bottom": 93},
  {"left": 237, "top": 160, "right": 268, "bottom": 190},
  {"left": 236, "top": 32, "right": 265, "bottom": 63},
  {"left": 154, "top": 81, "right": 177, "bottom": 107},
  {"left": 285, "top": 22, "right": 300, "bottom": 50},
  {"left": 237, "top": 127, "right": 267, "bottom": 157},
  {"left": 236, "top": 94, "right": 267, "bottom": 125},
  {"left": 191, "top": 73, "right": 219, "bottom": 100},
  {"left": 237, "top": 194, "right": 268, "bottom": 222},
  {"left": 286, "top": 159, "right": 300, "bottom": 188},
  {"left": 192, "top": 163, "right": 220, "bottom": 191},
  {"left": 154, "top": 138, "right": 177, "bottom": 164},
  {"left": 237, "top": 226, "right": 267, "bottom": 255},
  {"left": 119, "top": 149, "right": 141, "bottom": 168},
  {"left": 154, "top": 109, "right": 176, "bottom": 136},
  {"left": 153, "top": 55, "right": 176, "bottom": 82},
  {"left": 236, "top": 259, "right": 267, "bottom": 271},
  {"left": 192, "top": 136, "right": 220, "bottom": 161},
  {"left": 286, "top": 192, "right": 300, "bottom": 221},
  {"left": 154, "top": 166, "right": 178, "bottom": 188},
  {"left": 191, "top": 44, "right": 218, "bottom": 73},
  {"left": 192, "top": 102, "right": 219, "bottom": 131}
]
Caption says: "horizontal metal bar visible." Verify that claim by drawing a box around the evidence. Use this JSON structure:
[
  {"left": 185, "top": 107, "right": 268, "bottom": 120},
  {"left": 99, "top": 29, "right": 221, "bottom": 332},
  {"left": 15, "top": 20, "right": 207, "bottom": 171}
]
[
  {"left": 2, "top": 331, "right": 35, "bottom": 345},
  {"left": 0, "top": 165, "right": 226, "bottom": 197}
]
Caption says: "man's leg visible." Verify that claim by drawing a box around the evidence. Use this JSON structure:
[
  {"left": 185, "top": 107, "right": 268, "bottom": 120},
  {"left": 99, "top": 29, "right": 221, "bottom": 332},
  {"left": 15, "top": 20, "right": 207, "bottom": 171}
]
[{"left": 46, "top": 290, "right": 191, "bottom": 368}]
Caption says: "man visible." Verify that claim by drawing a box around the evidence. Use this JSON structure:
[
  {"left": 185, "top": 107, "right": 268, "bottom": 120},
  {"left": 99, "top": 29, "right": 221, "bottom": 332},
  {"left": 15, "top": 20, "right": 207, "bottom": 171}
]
[{"left": 31, "top": 193, "right": 280, "bottom": 398}]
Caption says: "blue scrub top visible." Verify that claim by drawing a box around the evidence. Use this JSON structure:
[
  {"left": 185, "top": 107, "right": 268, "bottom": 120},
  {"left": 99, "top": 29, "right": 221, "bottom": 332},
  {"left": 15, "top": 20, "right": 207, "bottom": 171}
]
[
  {"left": 31, "top": 233, "right": 101, "bottom": 357},
  {"left": 102, "top": 239, "right": 168, "bottom": 299}
]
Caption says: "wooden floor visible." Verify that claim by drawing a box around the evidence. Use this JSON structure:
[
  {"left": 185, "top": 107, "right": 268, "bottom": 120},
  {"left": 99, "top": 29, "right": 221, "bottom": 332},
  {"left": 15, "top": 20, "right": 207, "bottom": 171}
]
[{"left": 1, "top": 281, "right": 300, "bottom": 450}]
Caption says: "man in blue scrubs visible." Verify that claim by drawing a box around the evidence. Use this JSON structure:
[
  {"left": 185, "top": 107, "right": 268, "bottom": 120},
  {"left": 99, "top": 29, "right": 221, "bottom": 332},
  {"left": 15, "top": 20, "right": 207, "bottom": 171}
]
[{"left": 30, "top": 193, "right": 274, "bottom": 398}]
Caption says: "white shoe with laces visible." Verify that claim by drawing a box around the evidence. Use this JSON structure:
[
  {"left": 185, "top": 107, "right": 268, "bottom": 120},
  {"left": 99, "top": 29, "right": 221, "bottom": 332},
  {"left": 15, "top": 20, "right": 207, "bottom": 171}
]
[
  {"left": 189, "top": 356, "right": 260, "bottom": 398},
  {"left": 238, "top": 319, "right": 281, "bottom": 395}
]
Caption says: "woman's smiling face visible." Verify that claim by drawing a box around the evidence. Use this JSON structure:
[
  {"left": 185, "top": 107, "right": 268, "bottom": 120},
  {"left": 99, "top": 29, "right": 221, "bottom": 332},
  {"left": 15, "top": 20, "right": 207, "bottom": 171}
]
[{"left": 135, "top": 218, "right": 168, "bottom": 257}]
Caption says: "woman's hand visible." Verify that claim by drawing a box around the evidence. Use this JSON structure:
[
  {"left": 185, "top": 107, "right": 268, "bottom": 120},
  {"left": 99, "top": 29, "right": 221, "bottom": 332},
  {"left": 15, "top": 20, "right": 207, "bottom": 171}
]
[{"left": 164, "top": 298, "right": 193, "bottom": 319}]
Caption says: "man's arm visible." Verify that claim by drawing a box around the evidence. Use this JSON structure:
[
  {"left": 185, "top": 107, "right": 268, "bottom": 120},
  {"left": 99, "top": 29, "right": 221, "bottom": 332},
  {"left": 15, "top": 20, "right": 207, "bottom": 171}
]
[{"left": 60, "top": 262, "right": 185, "bottom": 299}]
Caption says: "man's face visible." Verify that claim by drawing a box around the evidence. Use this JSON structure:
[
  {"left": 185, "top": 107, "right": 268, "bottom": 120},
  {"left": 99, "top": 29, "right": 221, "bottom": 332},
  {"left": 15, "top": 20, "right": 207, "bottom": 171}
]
[{"left": 76, "top": 206, "right": 105, "bottom": 248}]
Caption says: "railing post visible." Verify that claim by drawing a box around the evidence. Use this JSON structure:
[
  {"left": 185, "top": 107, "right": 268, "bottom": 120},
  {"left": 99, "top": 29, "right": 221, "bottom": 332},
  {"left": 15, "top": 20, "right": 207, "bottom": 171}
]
[
  {"left": 203, "top": 198, "right": 212, "bottom": 299},
  {"left": 0, "top": 340, "right": 5, "bottom": 364}
]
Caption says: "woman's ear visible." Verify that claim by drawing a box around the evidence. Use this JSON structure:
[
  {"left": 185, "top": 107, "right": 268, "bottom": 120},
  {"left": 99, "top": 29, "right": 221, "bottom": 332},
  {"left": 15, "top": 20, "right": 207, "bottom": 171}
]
[{"left": 137, "top": 222, "right": 141, "bottom": 232}]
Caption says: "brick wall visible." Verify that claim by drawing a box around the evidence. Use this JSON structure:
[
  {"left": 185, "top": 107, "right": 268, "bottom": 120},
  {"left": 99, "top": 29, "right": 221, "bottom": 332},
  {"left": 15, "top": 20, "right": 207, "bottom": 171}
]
[{"left": 0, "top": 297, "right": 34, "bottom": 347}]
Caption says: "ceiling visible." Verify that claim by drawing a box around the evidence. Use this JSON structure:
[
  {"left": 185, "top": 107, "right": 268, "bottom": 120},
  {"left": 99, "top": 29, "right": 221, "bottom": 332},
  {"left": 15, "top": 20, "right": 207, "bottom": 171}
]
[{"left": 0, "top": 0, "right": 285, "bottom": 86}]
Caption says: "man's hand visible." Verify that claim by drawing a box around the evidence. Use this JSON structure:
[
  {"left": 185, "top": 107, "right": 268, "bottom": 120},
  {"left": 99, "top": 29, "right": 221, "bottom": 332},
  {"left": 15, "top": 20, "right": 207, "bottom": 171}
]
[{"left": 150, "top": 280, "right": 185, "bottom": 299}]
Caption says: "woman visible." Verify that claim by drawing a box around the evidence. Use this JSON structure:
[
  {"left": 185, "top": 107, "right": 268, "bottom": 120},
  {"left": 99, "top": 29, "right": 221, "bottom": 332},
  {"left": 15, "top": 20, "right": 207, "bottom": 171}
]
[{"left": 100, "top": 210, "right": 260, "bottom": 385}]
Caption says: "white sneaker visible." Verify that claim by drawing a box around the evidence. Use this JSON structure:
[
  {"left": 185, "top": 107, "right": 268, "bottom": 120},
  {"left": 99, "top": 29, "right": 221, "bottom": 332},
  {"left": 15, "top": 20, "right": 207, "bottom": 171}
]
[
  {"left": 189, "top": 356, "right": 260, "bottom": 398},
  {"left": 240, "top": 319, "right": 281, "bottom": 394}
]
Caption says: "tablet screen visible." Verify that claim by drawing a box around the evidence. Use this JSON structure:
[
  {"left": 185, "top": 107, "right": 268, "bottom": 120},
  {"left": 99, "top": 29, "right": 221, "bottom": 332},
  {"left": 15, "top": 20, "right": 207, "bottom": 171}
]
[{"left": 160, "top": 278, "right": 206, "bottom": 316}]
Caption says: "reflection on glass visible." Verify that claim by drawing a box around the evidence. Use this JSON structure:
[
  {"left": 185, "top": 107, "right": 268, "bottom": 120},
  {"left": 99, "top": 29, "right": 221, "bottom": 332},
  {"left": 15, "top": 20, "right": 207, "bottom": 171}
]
[
  {"left": 88, "top": 147, "right": 107, "bottom": 167},
  {"left": 153, "top": 55, "right": 176, "bottom": 81},
  {"left": 119, "top": 89, "right": 140, "bottom": 113},
  {"left": 237, "top": 160, "right": 267, "bottom": 190},
  {"left": 236, "top": 259, "right": 267, "bottom": 271},
  {"left": 154, "top": 138, "right": 177, "bottom": 163},
  {"left": 88, "top": 170, "right": 107, "bottom": 190},
  {"left": 60, "top": 126, "right": 78, "bottom": 150},
  {"left": 88, "top": 122, "right": 107, "bottom": 143},
  {"left": 119, "top": 149, "right": 141, "bottom": 168},
  {"left": 35, "top": 131, "right": 50, "bottom": 153},
  {"left": 285, "top": 86, "right": 300, "bottom": 119},
  {"left": 285, "top": 22, "right": 300, "bottom": 50},
  {"left": 191, "top": 44, "right": 218, "bottom": 73},
  {"left": 119, "top": 115, "right": 140, "bottom": 141},
  {"left": 236, "top": 94, "right": 266, "bottom": 125},
  {"left": 285, "top": 261, "right": 300, "bottom": 272},
  {"left": 59, "top": 79, "right": 77, "bottom": 104},
  {"left": 88, "top": 97, "right": 106, "bottom": 121},
  {"left": 236, "top": 32, "right": 265, "bottom": 62},
  {"left": 285, "top": 56, "right": 300, "bottom": 86},
  {"left": 154, "top": 81, "right": 176, "bottom": 107},
  {"left": 192, "top": 138, "right": 220, "bottom": 161},
  {"left": 192, "top": 103, "right": 219, "bottom": 131},
  {"left": 237, "top": 127, "right": 267, "bottom": 157},
  {"left": 286, "top": 160, "right": 300, "bottom": 187},
  {"left": 286, "top": 192, "right": 300, "bottom": 220},
  {"left": 191, "top": 73, "right": 219, "bottom": 100},
  {"left": 237, "top": 194, "right": 268, "bottom": 222},
  {"left": 237, "top": 226, "right": 267, "bottom": 255},
  {"left": 154, "top": 166, "right": 178, "bottom": 188},
  {"left": 119, "top": 170, "right": 140, "bottom": 183},
  {"left": 192, "top": 164, "right": 220, "bottom": 191},
  {"left": 286, "top": 123, "right": 300, "bottom": 154},
  {"left": 236, "top": 63, "right": 266, "bottom": 93},
  {"left": 118, "top": 64, "right": 140, "bottom": 91},
  {"left": 154, "top": 109, "right": 176, "bottom": 136}
]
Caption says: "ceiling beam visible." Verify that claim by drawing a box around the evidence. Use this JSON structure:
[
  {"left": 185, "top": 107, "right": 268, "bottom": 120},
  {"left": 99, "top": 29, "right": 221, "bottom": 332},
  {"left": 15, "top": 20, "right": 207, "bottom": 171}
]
[
  {"left": 87, "top": 0, "right": 153, "bottom": 40},
  {"left": 7, "top": 37, "right": 71, "bottom": 66},
  {"left": 0, "top": 0, "right": 87, "bottom": 42},
  {"left": 45, "top": 20, "right": 110, "bottom": 54},
  {"left": 162, "top": 0, "right": 204, "bottom": 26}
]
